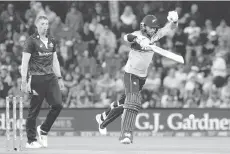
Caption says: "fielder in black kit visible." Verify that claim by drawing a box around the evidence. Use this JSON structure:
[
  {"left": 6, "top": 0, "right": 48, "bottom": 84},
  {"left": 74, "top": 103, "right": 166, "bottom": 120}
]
[{"left": 20, "top": 16, "right": 64, "bottom": 149}]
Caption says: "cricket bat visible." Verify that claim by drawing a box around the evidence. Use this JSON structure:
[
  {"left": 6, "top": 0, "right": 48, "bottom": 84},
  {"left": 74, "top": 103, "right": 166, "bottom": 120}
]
[{"left": 148, "top": 45, "right": 184, "bottom": 64}]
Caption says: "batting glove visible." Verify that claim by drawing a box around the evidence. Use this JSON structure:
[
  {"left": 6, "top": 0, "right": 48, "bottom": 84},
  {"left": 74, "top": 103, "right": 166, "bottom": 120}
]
[
  {"left": 167, "top": 11, "right": 179, "bottom": 23},
  {"left": 136, "top": 37, "right": 150, "bottom": 49}
]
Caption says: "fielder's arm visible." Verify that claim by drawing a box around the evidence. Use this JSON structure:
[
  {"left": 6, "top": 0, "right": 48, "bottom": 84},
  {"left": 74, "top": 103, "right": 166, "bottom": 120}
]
[
  {"left": 21, "top": 52, "right": 31, "bottom": 82},
  {"left": 21, "top": 38, "right": 33, "bottom": 82},
  {"left": 52, "top": 52, "right": 62, "bottom": 78}
]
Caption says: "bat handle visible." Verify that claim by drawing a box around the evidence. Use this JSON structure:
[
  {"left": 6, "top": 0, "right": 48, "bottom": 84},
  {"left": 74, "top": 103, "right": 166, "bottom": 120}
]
[{"left": 149, "top": 42, "right": 154, "bottom": 45}]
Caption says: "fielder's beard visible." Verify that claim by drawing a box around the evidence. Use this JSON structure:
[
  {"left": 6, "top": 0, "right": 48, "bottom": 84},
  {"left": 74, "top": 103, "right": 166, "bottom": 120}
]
[{"left": 38, "top": 29, "right": 48, "bottom": 37}]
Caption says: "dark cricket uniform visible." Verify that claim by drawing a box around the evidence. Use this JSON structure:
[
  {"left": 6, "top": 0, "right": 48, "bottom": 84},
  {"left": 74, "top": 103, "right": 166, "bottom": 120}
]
[{"left": 23, "top": 32, "right": 63, "bottom": 143}]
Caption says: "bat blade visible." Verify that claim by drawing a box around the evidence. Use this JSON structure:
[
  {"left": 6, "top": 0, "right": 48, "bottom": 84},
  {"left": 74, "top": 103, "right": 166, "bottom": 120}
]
[{"left": 149, "top": 45, "right": 184, "bottom": 64}]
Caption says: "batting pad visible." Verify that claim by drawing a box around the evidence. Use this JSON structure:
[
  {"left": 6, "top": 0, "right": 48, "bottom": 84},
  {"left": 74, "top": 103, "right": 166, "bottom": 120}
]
[
  {"left": 120, "top": 108, "right": 138, "bottom": 139},
  {"left": 124, "top": 93, "right": 142, "bottom": 112},
  {"left": 101, "top": 106, "right": 123, "bottom": 129}
]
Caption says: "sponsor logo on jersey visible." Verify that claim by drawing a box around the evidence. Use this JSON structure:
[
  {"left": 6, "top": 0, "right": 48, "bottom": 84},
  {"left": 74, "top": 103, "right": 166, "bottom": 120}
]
[{"left": 38, "top": 52, "right": 52, "bottom": 56}]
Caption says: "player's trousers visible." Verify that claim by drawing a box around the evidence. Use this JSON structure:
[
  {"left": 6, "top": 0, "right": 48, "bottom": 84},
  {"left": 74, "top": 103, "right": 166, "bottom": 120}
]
[
  {"left": 123, "top": 72, "right": 146, "bottom": 94},
  {"left": 100, "top": 72, "right": 146, "bottom": 129},
  {"left": 111, "top": 72, "right": 146, "bottom": 106},
  {"left": 119, "top": 72, "right": 147, "bottom": 140},
  {"left": 26, "top": 73, "right": 63, "bottom": 143}
]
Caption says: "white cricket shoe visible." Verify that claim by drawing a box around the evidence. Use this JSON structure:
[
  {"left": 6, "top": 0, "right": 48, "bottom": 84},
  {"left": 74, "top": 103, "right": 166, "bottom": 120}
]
[
  {"left": 25, "top": 141, "right": 42, "bottom": 149},
  {"left": 96, "top": 114, "right": 107, "bottom": 135},
  {"left": 120, "top": 137, "right": 132, "bottom": 144},
  {"left": 37, "top": 125, "right": 48, "bottom": 148}
]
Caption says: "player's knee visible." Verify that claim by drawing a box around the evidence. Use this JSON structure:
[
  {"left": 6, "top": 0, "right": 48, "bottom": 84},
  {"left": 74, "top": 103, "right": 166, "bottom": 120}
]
[
  {"left": 124, "top": 93, "right": 142, "bottom": 112},
  {"left": 51, "top": 104, "right": 63, "bottom": 111},
  {"left": 27, "top": 115, "right": 37, "bottom": 120},
  {"left": 27, "top": 109, "right": 41, "bottom": 120},
  {"left": 117, "top": 106, "right": 124, "bottom": 113},
  {"left": 113, "top": 94, "right": 126, "bottom": 107}
]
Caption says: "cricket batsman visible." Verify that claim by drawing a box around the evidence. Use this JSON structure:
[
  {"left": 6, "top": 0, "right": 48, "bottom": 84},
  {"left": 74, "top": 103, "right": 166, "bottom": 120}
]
[
  {"left": 96, "top": 11, "right": 179, "bottom": 144},
  {"left": 20, "top": 16, "right": 64, "bottom": 148}
]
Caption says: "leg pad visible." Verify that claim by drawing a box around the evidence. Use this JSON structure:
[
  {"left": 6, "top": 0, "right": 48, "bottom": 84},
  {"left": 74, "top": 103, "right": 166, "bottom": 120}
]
[
  {"left": 101, "top": 106, "right": 123, "bottom": 129},
  {"left": 123, "top": 93, "right": 142, "bottom": 112}
]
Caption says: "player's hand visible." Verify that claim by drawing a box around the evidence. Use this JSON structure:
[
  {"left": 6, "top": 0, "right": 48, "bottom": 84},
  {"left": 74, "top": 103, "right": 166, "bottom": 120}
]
[
  {"left": 136, "top": 37, "right": 150, "bottom": 49},
  {"left": 143, "top": 46, "right": 152, "bottom": 51},
  {"left": 167, "top": 11, "right": 179, "bottom": 22},
  {"left": 58, "top": 79, "right": 65, "bottom": 91},
  {"left": 26, "top": 81, "right": 31, "bottom": 93},
  {"left": 20, "top": 80, "right": 30, "bottom": 93},
  {"left": 140, "top": 39, "right": 150, "bottom": 49}
]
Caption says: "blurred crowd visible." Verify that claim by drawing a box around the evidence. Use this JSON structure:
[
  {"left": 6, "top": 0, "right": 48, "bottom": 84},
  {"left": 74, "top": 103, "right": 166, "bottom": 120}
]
[{"left": 0, "top": 1, "right": 230, "bottom": 109}]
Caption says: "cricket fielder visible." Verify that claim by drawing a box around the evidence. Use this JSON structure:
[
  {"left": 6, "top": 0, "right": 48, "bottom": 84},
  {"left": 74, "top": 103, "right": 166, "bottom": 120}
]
[
  {"left": 20, "top": 16, "right": 64, "bottom": 148},
  {"left": 96, "top": 11, "right": 179, "bottom": 144}
]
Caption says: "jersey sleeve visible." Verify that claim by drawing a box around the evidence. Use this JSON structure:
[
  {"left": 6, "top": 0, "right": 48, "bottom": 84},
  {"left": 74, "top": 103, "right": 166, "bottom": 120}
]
[
  {"left": 124, "top": 31, "right": 140, "bottom": 42},
  {"left": 23, "top": 37, "right": 34, "bottom": 54},
  {"left": 131, "top": 31, "right": 141, "bottom": 37},
  {"left": 151, "top": 22, "right": 178, "bottom": 42},
  {"left": 51, "top": 37, "right": 57, "bottom": 52}
]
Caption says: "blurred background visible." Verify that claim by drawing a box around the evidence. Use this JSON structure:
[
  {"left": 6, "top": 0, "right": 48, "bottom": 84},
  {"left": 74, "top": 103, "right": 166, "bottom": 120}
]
[{"left": 0, "top": 0, "right": 230, "bottom": 110}]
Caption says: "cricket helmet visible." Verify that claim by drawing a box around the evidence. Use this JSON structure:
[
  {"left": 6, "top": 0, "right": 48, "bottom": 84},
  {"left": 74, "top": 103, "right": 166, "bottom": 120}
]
[{"left": 141, "top": 15, "right": 160, "bottom": 28}]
